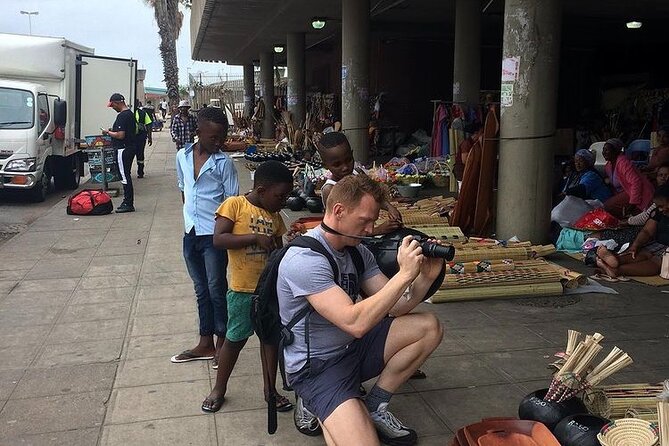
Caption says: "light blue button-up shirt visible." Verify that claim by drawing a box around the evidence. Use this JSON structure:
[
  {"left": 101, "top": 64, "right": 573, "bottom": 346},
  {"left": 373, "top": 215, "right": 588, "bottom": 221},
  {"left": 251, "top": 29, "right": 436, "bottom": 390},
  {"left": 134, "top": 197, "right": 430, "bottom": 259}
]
[{"left": 176, "top": 143, "right": 239, "bottom": 235}]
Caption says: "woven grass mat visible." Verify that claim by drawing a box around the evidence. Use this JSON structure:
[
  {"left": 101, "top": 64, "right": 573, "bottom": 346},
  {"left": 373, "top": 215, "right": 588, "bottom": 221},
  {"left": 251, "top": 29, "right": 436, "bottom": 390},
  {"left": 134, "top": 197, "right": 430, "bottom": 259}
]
[
  {"left": 628, "top": 275, "right": 669, "bottom": 287},
  {"left": 565, "top": 252, "right": 585, "bottom": 261},
  {"left": 430, "top": 281, "right": 563, "bottom": 303},
  {"left": 560, "top": 252, "right": 669, "bottom": 286},
  {"left": 408, "top": 225, "right": 465, "bottom": 240}
]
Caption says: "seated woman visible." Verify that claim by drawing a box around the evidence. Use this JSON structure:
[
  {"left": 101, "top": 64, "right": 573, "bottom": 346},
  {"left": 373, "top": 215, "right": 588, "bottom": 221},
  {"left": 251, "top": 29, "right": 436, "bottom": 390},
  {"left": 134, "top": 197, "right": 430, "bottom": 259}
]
[
  {"left": 602, "top": 138, "right": 654, "bottom": 218},
  {"left": 561, "top": 149, "right": 612, "bottom": 202},
  {"left": 595, "top": 184, "right": 669, "bottom": 278},
  {"left": 646, "top": 126, "right": 669, "bottom": 173},
  {"left": 591, "top": 163, "right": 669, "bottom": 247}
]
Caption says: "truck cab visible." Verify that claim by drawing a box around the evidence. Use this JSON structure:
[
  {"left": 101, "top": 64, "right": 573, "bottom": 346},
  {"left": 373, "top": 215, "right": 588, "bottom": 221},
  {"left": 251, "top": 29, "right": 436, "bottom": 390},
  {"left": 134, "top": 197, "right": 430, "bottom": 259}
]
[{"left": 0, "top": 80, "right": 61, "bottom": 201}]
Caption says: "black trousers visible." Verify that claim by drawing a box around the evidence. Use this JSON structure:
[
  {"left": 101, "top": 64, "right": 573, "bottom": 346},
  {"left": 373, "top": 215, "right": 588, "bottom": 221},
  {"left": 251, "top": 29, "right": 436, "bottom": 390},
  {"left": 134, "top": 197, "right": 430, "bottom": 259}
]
[
  {"left": 136, "top": 135, "right": 147, "bottom": 175},
  {"left": 117, "top": 146, "right": 136, "bottom": 205}
]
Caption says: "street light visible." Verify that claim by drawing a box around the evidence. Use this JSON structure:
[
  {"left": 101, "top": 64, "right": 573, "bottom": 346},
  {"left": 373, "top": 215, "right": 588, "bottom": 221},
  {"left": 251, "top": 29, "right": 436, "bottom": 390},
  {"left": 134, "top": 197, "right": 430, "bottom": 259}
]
[
  {"left": 20, "top": 10, "right": 39, "bottom": 36},
  {"left": 311, "top": 17, "right": 326, "bottom": 30}
]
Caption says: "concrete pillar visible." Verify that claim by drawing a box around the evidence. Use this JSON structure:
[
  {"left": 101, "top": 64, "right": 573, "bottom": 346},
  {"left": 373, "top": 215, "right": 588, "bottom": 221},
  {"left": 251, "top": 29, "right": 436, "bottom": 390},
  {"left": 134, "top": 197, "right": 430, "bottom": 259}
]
[
  {"left": 453, "top": 0, "right": 480, "bottom": 104},
  {"left": 136, "top": 69, "right": 146, "bottom": 106},
  {"left": 260, "top": 51, "right": 275, "bottom": 139},
  {"left": 243, "top": 63, "right": 255, "bottom": 118},
  {"left": 341, "top": 0, "right": 370, "bottom": 162},
  {"left": 287, "top": 32, "right": 306, "bottom": 127},
  {"left": 496, "top": 0, "right": 562, "bottom": 243}
]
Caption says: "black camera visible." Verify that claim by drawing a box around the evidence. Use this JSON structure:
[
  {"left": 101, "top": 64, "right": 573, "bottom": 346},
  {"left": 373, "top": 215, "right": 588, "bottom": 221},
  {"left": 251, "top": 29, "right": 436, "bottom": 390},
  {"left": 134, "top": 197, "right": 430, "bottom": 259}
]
[
  {"left": 412, "top": 236, "right": 455, "bottom": 260},
  {"left": 363, "top": 228, "right": 451, "bottom": 301}
]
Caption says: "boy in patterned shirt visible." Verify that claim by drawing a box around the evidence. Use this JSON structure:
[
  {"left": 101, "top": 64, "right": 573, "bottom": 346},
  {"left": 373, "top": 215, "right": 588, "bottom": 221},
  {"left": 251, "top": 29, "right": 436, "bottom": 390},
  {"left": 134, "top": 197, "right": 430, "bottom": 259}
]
[{"left": 201, "top": 160, "right": 294, "bottom": 413}]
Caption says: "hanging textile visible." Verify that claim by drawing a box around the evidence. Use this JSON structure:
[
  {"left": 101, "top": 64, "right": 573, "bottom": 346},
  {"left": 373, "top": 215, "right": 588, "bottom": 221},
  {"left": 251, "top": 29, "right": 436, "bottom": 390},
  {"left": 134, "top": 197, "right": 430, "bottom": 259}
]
[{"left": 431, "top": 103, "right": 449, "bottom": 158}]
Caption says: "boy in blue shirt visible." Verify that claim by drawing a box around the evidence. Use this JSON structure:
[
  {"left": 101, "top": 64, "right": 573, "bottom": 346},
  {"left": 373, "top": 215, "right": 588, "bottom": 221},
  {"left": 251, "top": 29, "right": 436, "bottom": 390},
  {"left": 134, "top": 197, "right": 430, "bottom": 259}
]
[{"left": 171, "top": 107, "right": 239, "bottom": 366}]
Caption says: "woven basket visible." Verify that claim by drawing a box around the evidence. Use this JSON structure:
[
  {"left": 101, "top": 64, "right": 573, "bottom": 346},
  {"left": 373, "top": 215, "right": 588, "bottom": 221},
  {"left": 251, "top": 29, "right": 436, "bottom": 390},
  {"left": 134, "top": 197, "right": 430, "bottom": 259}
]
[
  {"left": 430, "top": 162, "right": 450, "bottom": 188},
  {"left": 597, "top": 418, "right": 659, "bottom": 446}
]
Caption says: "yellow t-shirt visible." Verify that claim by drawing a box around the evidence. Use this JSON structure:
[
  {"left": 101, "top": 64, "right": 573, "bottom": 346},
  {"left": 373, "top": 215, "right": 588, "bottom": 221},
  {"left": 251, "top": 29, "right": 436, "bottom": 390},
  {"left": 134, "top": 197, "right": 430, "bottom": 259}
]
[{"left": 215, "top": 196, "right": 286, "bottom": 293}]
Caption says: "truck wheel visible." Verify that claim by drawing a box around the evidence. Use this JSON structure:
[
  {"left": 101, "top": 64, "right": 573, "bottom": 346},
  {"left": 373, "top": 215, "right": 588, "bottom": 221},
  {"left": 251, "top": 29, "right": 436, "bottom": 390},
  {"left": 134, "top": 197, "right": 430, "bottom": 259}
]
[
  {"left": 54, "top": 155, "right": 80, "bottom": 190},
  {"left": 30, "top": 171, "right": 49, "bottom": 202}
]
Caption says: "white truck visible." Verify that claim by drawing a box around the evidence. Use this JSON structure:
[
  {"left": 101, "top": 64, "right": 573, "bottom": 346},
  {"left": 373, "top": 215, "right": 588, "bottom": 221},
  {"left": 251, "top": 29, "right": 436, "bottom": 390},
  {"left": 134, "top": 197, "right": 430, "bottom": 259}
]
[{"left": 0, "top": 33, "right": 137, "bottom": 201}]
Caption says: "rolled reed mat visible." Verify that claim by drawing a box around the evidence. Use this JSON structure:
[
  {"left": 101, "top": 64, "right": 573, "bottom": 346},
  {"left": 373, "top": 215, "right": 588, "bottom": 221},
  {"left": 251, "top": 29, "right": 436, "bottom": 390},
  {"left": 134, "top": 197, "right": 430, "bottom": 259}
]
[{"left": 431, "top": 281, "right": 564, "bottom": 303}]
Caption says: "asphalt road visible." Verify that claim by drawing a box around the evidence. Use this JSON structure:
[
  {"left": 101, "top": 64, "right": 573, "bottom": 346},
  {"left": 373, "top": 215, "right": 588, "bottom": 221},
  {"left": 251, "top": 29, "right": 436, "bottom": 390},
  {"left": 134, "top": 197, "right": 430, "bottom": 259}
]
[{"left": 0, "top": 183, "right": 70, "bottom": 247}]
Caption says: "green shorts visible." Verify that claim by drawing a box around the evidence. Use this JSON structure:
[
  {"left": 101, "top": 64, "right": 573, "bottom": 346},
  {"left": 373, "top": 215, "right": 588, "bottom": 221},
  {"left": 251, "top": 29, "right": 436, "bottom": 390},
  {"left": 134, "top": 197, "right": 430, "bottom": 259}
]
[{"left": 226, "top": 290, "right": 254, "bottom": 342}]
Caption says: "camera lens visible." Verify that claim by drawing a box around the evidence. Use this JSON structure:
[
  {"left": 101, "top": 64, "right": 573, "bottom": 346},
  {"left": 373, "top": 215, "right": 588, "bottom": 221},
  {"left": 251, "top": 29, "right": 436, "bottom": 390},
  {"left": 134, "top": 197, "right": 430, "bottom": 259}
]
[
  {"left": 420, "top": 241, "right": 455, "bottom": 260},
  {"left": 410, "top": 236, "right": 455, "bottom": 260}
]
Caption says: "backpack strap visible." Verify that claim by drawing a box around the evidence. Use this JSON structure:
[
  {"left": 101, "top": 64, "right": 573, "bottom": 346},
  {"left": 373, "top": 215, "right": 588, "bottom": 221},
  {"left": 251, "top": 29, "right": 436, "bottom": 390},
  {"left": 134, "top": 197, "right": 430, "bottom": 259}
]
[
  {"left": 345, "top": 246, "right": 365, "bottom": 284},
  {"left": 276, "top": 236, "right": 341, "bottom": 393}
]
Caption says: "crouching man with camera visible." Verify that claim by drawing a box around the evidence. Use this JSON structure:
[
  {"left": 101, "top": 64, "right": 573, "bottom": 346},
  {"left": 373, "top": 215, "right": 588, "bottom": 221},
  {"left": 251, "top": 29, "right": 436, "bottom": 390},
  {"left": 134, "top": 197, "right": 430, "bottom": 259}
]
[{"left": 277, "top": 174, "right": 445, "bottom": 446}]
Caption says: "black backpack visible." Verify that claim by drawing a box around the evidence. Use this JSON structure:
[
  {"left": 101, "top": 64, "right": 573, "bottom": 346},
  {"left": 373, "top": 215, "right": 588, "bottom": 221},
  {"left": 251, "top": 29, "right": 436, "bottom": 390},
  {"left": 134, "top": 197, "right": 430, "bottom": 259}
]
[
  {"left": 251, "top": 235, "right": 363, "bottom": 434},
  {"left": 135, "top": 108, "right": 148, "bottom": 135}
]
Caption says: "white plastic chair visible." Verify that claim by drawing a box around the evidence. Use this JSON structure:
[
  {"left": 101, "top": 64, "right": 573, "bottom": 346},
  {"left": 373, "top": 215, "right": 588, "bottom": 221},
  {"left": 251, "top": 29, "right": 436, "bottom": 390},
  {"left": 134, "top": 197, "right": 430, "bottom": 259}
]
[{"left": 589, "top": 141, "right": 606, "bottom": 166}]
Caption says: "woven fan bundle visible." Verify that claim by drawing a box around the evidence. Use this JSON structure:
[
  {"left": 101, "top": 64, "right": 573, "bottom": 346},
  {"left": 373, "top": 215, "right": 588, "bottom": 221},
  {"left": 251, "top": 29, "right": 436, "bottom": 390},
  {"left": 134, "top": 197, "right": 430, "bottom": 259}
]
[{"left": 545, "top": 330, "right": 633, "bottom": 403}]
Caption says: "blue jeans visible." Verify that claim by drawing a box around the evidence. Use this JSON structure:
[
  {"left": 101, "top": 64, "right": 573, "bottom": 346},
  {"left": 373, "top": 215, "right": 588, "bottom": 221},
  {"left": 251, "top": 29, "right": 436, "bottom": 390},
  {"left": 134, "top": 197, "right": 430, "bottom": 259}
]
[{"left": 183, "top": 229, "right": 228, "bottom": 337}]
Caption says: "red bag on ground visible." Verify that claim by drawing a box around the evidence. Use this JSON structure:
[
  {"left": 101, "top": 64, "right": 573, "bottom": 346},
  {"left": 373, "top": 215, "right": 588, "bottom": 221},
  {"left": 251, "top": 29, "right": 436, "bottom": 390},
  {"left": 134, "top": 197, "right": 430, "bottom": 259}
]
[
  {"left": 573, "top": 208, "right": 618, "bottom": 230},
  {"left": 67, "top": 189, "right": 113, "bottom": 215}
]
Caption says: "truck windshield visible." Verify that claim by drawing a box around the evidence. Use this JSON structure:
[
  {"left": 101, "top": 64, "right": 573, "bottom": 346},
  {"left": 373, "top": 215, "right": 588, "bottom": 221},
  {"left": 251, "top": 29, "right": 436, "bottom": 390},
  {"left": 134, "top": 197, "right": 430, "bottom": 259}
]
[{"left": 0, "top": 88, "right": 34, "bottom": 129}]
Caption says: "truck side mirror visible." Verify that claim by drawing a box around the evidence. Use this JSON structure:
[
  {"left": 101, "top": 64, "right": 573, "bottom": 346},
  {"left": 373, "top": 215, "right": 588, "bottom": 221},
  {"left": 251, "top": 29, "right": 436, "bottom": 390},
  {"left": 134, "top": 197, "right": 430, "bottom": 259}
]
[{"left": 54, "top": 99, "right": 67, "bottom": 127}]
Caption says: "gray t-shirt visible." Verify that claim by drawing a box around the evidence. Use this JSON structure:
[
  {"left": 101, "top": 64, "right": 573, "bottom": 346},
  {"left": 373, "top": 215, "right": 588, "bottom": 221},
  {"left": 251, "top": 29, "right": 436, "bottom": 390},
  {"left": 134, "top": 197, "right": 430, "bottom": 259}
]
[{"left": 277, "top": 227, "right": 382, "bottom": 373}]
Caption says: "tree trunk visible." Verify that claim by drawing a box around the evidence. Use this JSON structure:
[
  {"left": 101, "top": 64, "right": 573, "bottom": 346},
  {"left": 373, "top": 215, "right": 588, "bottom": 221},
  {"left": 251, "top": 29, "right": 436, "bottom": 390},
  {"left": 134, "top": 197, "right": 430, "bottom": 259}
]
[{"left": 152, "top": 0, "right": 182, "bottom": 112}]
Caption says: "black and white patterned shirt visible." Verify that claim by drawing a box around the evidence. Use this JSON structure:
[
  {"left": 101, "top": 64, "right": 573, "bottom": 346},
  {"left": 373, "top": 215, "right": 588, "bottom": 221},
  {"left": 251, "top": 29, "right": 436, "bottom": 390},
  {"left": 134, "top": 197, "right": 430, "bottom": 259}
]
[{"left": 170, "top": 113, "right": 198, "bottom": 148}]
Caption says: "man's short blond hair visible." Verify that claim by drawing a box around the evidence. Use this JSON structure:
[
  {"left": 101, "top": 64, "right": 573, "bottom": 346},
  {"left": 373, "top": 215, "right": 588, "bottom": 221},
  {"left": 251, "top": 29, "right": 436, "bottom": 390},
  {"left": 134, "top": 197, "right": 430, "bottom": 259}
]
[{"left": 326, "top": 174, "right": 387, "bottom": 213}]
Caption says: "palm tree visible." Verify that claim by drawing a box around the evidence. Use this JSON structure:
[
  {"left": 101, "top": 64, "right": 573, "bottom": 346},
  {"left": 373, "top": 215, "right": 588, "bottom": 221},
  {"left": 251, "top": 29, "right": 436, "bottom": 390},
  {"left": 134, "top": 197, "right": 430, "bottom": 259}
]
[{"left": 144, "top": 0, "right": 189, "bottom": 111}]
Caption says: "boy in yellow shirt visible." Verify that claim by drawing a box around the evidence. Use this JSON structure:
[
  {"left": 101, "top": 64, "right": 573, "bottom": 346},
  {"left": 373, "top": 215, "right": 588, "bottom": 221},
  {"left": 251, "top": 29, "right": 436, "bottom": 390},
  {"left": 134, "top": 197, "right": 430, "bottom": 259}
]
[{"left": 202, "top": 160, "right": 294, "bottom": 413}]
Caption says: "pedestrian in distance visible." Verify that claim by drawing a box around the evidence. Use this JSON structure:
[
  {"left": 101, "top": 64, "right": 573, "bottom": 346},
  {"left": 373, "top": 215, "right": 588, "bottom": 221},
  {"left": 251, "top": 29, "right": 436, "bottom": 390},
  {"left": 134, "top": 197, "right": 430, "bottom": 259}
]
[
  {"left": 134, "top": 100, "right": 153, "bottom": 178},
  {"left": 160, "top": 98, "right": 168, "bottom": 120},
  {"left": 170, "top": 100, "right": 198, "bottom": 151},
  {"left": 201, "top": 160, "right": 294, "bottom": 414},
  {"left": 102, "top": 93, "right": 136, "bottom": 213},
  {"left": 171, "top": 107, "right": 239, "bottom": 368},
  {"left": 144, "top": 100, "right": 157, "bottom": 123}
]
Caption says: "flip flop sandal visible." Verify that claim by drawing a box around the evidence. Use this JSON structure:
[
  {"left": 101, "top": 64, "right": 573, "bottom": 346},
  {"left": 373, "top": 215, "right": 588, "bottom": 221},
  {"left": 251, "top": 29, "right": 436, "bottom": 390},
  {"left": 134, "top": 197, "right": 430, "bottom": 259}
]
[
  {"left": 410, "top": 369, "right": 427, "bottom": 380},
  {"left": 212, "top": 357, "right": 218, "bottom": 370},
  {"left": 201, "top": 396, "right": 225, "bottom": 413},
  {"left": 617, "top": 276, "right": 630, "bottom": 282},
  {"left": 170, "top": 350, "right": 214, "bottom": 363},
  {"left": 274, "top": 394, "right": 294, "bottom": 412},
  {"left": 591, "top": 273, "right": 618, "bottom": 283}
]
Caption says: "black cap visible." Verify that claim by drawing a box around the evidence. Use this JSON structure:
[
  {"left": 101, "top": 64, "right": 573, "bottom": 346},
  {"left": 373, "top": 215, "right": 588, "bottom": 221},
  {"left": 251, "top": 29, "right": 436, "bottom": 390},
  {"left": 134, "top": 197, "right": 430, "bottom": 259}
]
[{"left": 107, "top": 93, "right": 125, "bottom": 107}]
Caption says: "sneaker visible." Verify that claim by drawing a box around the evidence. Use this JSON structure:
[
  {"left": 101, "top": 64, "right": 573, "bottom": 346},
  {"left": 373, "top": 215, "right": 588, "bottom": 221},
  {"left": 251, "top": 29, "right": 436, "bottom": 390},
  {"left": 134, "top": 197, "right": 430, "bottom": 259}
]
[
  {"left": 115, "top": 203, "right": 135, "bottom": 213},
  {"left": 369, "top": 402, "right": 417, "bottom": 446},
  {"left": 294, "top": 394, "right": 322, "bottom": 437}
]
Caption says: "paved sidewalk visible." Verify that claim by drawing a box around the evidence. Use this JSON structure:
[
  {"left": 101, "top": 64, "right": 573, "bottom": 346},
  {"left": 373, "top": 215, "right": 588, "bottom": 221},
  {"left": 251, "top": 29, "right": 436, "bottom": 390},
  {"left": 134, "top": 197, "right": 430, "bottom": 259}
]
[{"left": 1, "top": 130, "right": 668, "bottom": 445}]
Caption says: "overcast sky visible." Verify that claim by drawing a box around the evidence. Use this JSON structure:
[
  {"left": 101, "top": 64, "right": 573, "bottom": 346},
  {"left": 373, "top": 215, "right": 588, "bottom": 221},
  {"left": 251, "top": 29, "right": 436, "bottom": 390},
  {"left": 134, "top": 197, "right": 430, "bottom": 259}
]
[{"left": 0, "top": 0, "right": 242, "bottom": 88}]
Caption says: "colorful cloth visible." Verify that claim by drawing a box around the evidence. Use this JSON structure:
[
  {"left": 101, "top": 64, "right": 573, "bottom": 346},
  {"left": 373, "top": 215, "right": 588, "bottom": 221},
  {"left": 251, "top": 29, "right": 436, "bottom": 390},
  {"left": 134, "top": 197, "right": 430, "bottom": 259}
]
[
  {"left": 605, "top": 156, "right": 654, "bottom": 209},
  {"left": 556, "top": 228, "right": 589, "bottom": 253}
]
